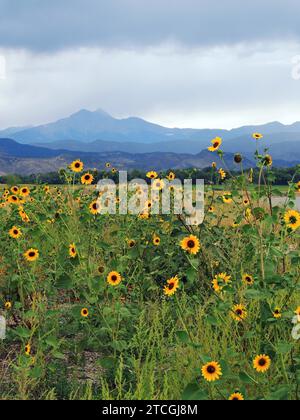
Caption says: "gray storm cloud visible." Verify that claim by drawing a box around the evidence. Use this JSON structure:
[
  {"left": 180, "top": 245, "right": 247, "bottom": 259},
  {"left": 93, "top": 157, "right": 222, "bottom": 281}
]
[{"left": 0, "top": 0, "right": 300, "bottom": 51}]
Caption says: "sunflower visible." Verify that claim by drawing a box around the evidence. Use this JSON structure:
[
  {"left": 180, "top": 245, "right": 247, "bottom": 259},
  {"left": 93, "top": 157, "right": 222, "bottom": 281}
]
[
  {"left": 296, "top": 181, "right": 300, "bottom": 192},
  {"left": 81, "top": 173, "right": 94, "bottom": 185},
  {"left": 24, "top": 248, "right": 39, "bottom": 262},
  {"left": 273, "top": 308, "right": 282, "bottom": 319},
  {"left": 294, "top": 307, "right": 300, "bottom": 317},
  {"left": 25, "top": 344, "right": 31, "bottom": 356},
  {"left": 128, "top": 239, "right": 136, "bottom": 248},
  {"left": 212, "top": 272, "right": 231, "bottom": 293},
  {"left": 19, "top": 209, "right": 30, "bottom": 223},
  {"left": 81, "top": 308, "right": 89, "bottom": 318},
  {"left": 4, "top": 301, "right": 12, "bottom": 310},
  {"left": 243, "top": 198, "right": 250, "bottom": 206},
  {"left": 163, "top": 276, "right": 179, "bottom": 296},
  {"left": 242, "top": 273, "right": 254, "bottom": 286},
  {"left": 146, "top": 171, "right": 158, "bottom": 180},
  {"left": 44, "top": 186, "right": 50, "bottom": 194},
  {"left": 231, "top": 304, "right": 247, "bottom": 322},
  {"left": 8, "top": 195, "right": 19, "bottom": 204},
  {"left": 208, "top": 137, "right": 222, "bottom": 152},
  {"left": 180, "top": 235, "right": 201, "bottom": 255},
  {"left": 106, "top": 162, "right": 111, "bottom": 168},
  {"left": 153, "top": 235, "right": 161, "bottom": 246},
  {"left": 152, "top": 179, "right": 165, "bottom": 191},
  {"left": 107, "top": 271, "right": 122, "bottom": 287},
  {"left": 69, "top": 243, "right": 77, "bottom": 258},
  {"left": 111, "top": 168, "right": 117, "bottom": 174},
  {"left": 9, "top": 226, "right": 22, "bottom": 239},
  {"left": 229, "top": 392, "right": 244, "bottom": 401},
  {"left": 201, "top": 361, "right": 222, "bottom": 382},
  {"left": 222, "top": 192, "right": 233, "bottom": 204},
  {"left": 208, "top": 206, "right": 215, "bottom": 213},
  {"left": 70, "top": 159, "right": 84, "bottom": 173},
  {"left": 11, "top": 186, "right": 19, "bottom": 194},
  {"left": 167, "top": 172, "right": 176, "bottom": 181},
  {"left": 219, "top": 168, "right": 226, "bottom": 180},
  {"left": 20, "top": 187, "right": 30, "bottom": 197},
  {"left": 89, "top": 200, "right": 100, "bottom": 215},
  {"left": 284, "top": 210, "right": 300, "bottom": 230},
  {"left": 253, "top": 355, "right": 271, "bottom": 373},
  {"left": 253, "top": 133, "right": 263, "bottom": 140},
  {"left": 263, "top": 154, "right": 273, "bottom": 167}
]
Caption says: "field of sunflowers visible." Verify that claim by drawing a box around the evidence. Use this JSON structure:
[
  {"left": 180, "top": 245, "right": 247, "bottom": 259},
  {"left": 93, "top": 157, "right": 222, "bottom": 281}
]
[{"left": 0, "top": 134, "right": 300, "bottom": 401}]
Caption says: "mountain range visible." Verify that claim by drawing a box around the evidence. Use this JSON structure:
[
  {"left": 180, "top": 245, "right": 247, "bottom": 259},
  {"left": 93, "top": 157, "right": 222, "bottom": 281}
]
[{"left": 0, "top": 109, "right": 299, "bottom": 175}]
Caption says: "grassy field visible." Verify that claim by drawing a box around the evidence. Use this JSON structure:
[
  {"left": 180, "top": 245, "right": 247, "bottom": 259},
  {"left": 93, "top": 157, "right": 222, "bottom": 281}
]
[{"left": 0, "top": 153, "right": 300, "bottom": 400}]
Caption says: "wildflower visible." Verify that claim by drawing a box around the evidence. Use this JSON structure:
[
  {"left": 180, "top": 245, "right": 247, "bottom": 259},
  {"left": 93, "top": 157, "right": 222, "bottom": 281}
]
[
  {"left": 4, "top": 301, "right": 12, "bottom": 310},
  {"left": 44, "top": 186, "right": 50, "bottom": 193},
  {"left": 253, "top": 133, "right": 263, "bottom": 140},
  {"left": 242, "top": 274, "right": 254, "bottom": 286},
  {"left": 208, "top": 206, "right": 215, "bottom": 213},
  {"left": 25, "top": 344, "right": 31, "bottom": 356},
  {"left": 296, "top": 181, "right": 300, "bottom": 192},
  {"left": 163, "top": 276, "right": 179, "bottom": 296},
  {"left": 208, "top": 137, "right": 222, "bottom": 152},
  {"left": 81, "top": 173, "right": 94, "bottom": 185},
  {"left": 8, "top": 195, "right": 19, "bottom": 205},
  {"left": 222, "top": 192, "right": 233, "bottom": 204},
  {"left": 273, "top": 308, "right": 282, "bottom": 319},
  {"left": 180, "top": 235, "right": 201, "bottom": 255},
  {"left": 263, "top": 154, "right": 273, "bottom": 167},
  {"left": 167, "top": 172, "right": 176, "bottom": 181},
  {"left": 107, "top": 271, "right": 122, "bottom": 287},
  {"left": 70, "top": 160, "right": 84, "bottom": 173},
  {"left": 89, "top": 200, "right": 100, "bottom": 215},
  {"left": 229, "top": 392, "right": 244, "bottom": 401},
  {"left": 152, "top": 179, "right": 165, "bottom": 191},
  {"left": 153, "top": 235, "right": 161, "bottom": 246},
  {"left": 253, "top": 355, "right": 271, "bottom": 373},
  {"left": 212, "top": 162, "right": 217, "bottom": 168},
  {"left": 294, "top": 307, "right": 300, "bottom": 317},
  {"left": 146, "top": 171, "right": 158, "bottom": 180},
  {"left": 128, "top": 239, "right": 136, "bottom": 248},
  {"left": 11, "top": 186, "right": 19, "bottom": 194},
  {"left": 20, "top": 187, "right": 30, "bottom": 197},
  {"left": 234, "top": 154, "right": 243, "bottom": 164},
  {"left": 9, "top": 226, "right": 22, "bottom": 239},
  {"left": 232, "top": 304, "right": 247, "bottom": 322},
  {"left": 80, "top": 308, "right": 88, "bottom": 318},
  {"left": 284, "top": 210, "right": 300, "bottom": 230},
  {"left": 219, "top": 168, "right": 226, "bottom": 180},
  {"left": 212, "top": 273, "right": 231, "bottom": 293},
  {"left": 201, "top": 361, "right": 222, "bottom": 382},
  {"left": 243, "top": 198, "right": 250, "bottom": 206},
  {"left": 69, "top": 243, "right": 77, "bottom": 258},
  {"left": 106, "top": 162, "right": 111, "bottom": 168},
  {"left": 24, "top": 248, "right": 39, "bottom": 262}
]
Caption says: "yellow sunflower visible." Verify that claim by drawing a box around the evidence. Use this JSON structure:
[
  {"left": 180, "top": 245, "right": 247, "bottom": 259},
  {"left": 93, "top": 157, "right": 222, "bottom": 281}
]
[
  {"left": 263, "top": 154, "right": 273, "bottom": 167},
  {"left": 9, "top": 226, "right": 22, "bottom": 239},
  {"left": 24, "top": 248, "right": 39, "bottom": 262},
  {"left": 180, "top": 235, "right": 201, "bottom": 255},
  {"left": 89, "top": 200, "right": 100, "bottom": 215},
  {"left": 201, "top": 361, "right": 222, "bottom": 382},
  {"left": 152, "top": 179, "right": 165, "bottom": 191},
  {"left": 25, "top": 344, "right": 31, "bottom": 356},
  {"left": 70, "top": 159, "right": 84, "bottom": 173},
  {"left": 69, "top": 243, "right": 77, "bottom": 258},
  {"left": 253, "top": 355, "right": 271, "bottom": 373},
  {"left": 128, "top": 239, "right": 136, "bottom": 248},
  {"left": 208, "top": 137, "right": 222, "bottom": 152},
  {"left": 296, "top": 181, "right": 300, "bottom": 193},
  {"left": 243, "top": 198, "right": 250, "bottom": 206},
  {"left": 231, "top": 304, "right": 248, "bottom": 322},
  {"left": 81, "top": 173, "right": 94, "bottom": 185},
  {"left": 167, "top": 172, "right": 176, "bottom": 181},
  {"left": 212, "top": 272, "right": 231, "bottom": 293},
  {"left": 219, "top": 168, "right": 226, "bottom": 180},
  {"left": 106, "top": 162, "right": 111, "bottom": 168},
  {"left": 294, "top": 307, "right": 300, "bottom": 317},
  {"left": 107, "top": 271, "right": 122, "bottom": 287},
  {"left": 284, "top": 210, "right": 300, "bottom": 230},
  {"left": 222, "top": 192, "right": 233, "bottom": 204},
  {"left": 153, "top": 235, "right": 161, "bottom": 246},
  {"left": 208, "top": 206, "right": 215, "bottom": 213},
  {"left": 19, "top": 187, "right": 30, "bottom": 197},
  {"left": 8, "top": 195, "right": 19, "bottom": 205},
  {"left": 229, "top": 392, "right": 244, "bottom": 401},
  {"left": 253, "top": 133, "right": 263, "bottom": 140},
  {"left": 242, "top": 273, "right": 254, "bottom": 286},
  {"left": 81, "top": 308, "right": 89, "bottom": 318},
  {"left": 273, "top": 308, "right": 282, "bottom": 319},
  {"left": 5, "top": 301, "right": 12, "bottom": 310},
  {"left": 11, "top": 186, "right": 19, "bottom": 194},
  {"left": 163, "top": 276, "right": 179, "bottom": 296},
  {"left": 146, "top": 171, "right": 158, "bottom": 180}
]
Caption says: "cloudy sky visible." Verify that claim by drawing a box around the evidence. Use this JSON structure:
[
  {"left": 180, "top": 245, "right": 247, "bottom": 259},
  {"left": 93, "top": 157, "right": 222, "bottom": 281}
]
[{"left": 0, "top": 0, "right": 300, "bottom": 130}]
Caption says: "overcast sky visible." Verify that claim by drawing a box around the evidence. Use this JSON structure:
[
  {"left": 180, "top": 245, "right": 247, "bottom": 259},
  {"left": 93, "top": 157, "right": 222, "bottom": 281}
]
[{"left": 0, "top": 0, "right": 300, "bottom": 129}]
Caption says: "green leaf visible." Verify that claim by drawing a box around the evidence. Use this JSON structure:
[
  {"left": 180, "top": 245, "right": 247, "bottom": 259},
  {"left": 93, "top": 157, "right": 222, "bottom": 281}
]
[{"left": 182, "top": 383, "right": 208, "bottom": 400}]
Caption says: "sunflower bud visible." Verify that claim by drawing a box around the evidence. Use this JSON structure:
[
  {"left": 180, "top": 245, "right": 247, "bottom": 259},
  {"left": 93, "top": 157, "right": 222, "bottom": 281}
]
[{"left": 234, "top": 154, "right": 243, "bottom": 164}]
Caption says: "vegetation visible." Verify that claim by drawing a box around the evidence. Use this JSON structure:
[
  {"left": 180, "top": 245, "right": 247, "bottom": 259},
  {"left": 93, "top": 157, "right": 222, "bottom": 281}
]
[{"left": 0, "top": 138, "right": 300, "bottom": 400}]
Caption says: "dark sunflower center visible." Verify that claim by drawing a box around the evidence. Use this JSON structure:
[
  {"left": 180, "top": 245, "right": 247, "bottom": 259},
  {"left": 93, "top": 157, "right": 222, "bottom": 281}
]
[
  {"left": 75, "top": 163, "right": 80, "bottom": 168},
  {"left": 259, "top": 359, "right": 266, "bottom": 367},
  {"left": 168, "top": 282, "right": 175, "bottom": 290},
  {"left": 187, "top": 240, "right": 195, "bottom": 248},
  {"left": 213, "top": 142, "right": 219, "bottom": 148},
  {"left": 236, "top": 309, "right": 243, "bottom": 316},
  {"left": 29, "top": 252, "right": 35, "bottom": 258},
  {"left": 14, "top": 230, "right": 18, "bottom": 235},
  {"left": 112, "top": 275, "right": 117, "bottom": 282},
  {"left": 289, "top": 216, "right": 297, "bottom": 224},
  {"left": 207, "top": 365, "right": 216, "bottom": 374}
]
